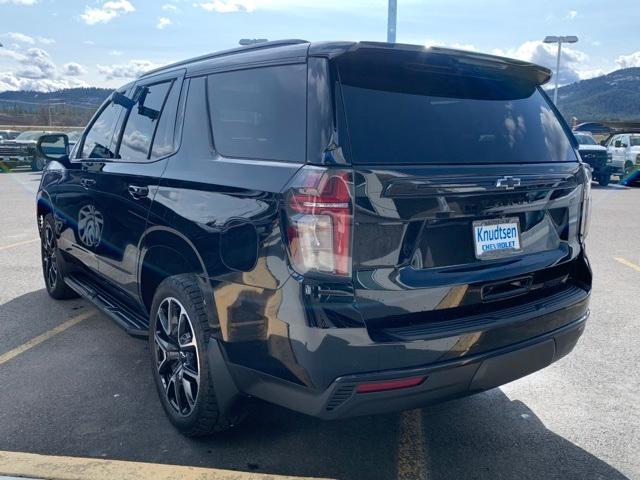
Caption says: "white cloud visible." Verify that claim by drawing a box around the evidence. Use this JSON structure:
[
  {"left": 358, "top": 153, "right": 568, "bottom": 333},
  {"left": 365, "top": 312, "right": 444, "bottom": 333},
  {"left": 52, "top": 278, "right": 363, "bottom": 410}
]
[
  {"left": 567, "top": 10, "right": 578, "bottom": 20},
  {"left": 162, "top": 3, "right": 179, "bottom": 11},
  {"left": 83, "top": 40, "right": 95, "bottom": 45},
  {"left": 493, "top": 40, "right": 590, "bottom": 85},
  {"left": 15, "top": 48, "right": 56, "bottom": 79},
  {"left": 2, "top": 32, "right": 35, "bottom": 44},
  {"left": 0, "top": 47, "right": 88, "bottom": 92},
  {"left": 195, "top": 0, "right": 256, "bottom": 13},
  {"left": 62, "top": 62, "right": 88, "bottom": 76},
  {"left": 157, "top": 16, "right": 172, "bottom": 29},
  {"left": 108, "top": 49, "right": 124, "bottom": 56},
  {"left": 615, "top": 51, "right": 640, "bottom": 69},
  {"left": 97, "top": 59, "right": 161, "bottom": 80},
  {"left": 37, "top": 36, "right": 56, "bottom": 45},
  {"left": 0, "top": 48, "right": 26, "bottom": 61},
  {"left": 81, "top": 0, "right": 135, "bottom": 25},
  {"left": 0, "top": 0, "right": 38, "bottom": 4}
]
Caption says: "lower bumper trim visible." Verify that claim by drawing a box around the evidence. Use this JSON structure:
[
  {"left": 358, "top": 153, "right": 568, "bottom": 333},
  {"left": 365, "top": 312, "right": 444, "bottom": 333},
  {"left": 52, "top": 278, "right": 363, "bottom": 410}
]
[{"left": 228, "top": 313, "right": 588, "bottom": 419}]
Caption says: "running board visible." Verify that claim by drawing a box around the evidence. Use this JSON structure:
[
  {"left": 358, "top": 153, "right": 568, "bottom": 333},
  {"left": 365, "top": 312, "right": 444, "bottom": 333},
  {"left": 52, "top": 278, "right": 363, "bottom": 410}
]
[{"left": 65, "top": 274, "right": 149, "bottom": 338}]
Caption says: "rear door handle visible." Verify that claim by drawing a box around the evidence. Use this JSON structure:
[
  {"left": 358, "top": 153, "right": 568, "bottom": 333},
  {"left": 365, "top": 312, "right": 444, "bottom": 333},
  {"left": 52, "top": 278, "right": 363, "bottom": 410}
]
[
  {"left": 80, "top": 178, "right": 95, "bottom": 189},
  {"left": 128, "top": 184, "right": 149, "bottom": 199}
]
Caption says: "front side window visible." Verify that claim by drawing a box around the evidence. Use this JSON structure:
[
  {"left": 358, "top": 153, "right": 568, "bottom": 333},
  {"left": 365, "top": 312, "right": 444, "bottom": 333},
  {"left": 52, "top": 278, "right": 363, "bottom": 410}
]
[
  {"left": 118, "top": 81, "right": 172, "bottom": 161},
  {"left": 81, "top": 101, "right": 123, "bottom": 159},
  {"left": 207, "top": 64, "right": 306, "bottom": 162}
]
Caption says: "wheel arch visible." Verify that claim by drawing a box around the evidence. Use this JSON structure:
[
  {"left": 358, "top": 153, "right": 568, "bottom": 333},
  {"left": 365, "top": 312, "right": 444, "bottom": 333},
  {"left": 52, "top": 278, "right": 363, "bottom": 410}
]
[
  {"left": 137, "top": 227, "right": 210, "bottom": 314},
  {"left": 36, "top": 190, "right": 55, "bottom": 233}
]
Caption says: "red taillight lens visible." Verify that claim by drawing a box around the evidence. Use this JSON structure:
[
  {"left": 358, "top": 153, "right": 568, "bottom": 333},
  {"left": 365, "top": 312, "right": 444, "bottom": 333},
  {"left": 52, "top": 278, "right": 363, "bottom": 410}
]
[
  {"left": 284, "top": 167, "right": 353, "bottom": 277},
  {"left": 355, "top": 375, "right": 427, "bottom": 394}
]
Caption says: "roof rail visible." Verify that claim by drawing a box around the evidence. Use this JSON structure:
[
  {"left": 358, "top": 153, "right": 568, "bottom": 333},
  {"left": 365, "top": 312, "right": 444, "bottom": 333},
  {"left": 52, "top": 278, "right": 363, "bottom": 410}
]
[{"left": 141, "top": 39, "right": 309, "bottom": 78}]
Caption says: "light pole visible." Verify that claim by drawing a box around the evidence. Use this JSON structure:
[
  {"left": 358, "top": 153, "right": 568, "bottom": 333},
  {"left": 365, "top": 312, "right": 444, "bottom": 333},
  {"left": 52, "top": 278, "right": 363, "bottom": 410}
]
[
  {"left": 543, "top": 35, "right": 578, "bottom": 106},
  {"left": 387, "top": 0, "right": 397, "bottom": 43}
]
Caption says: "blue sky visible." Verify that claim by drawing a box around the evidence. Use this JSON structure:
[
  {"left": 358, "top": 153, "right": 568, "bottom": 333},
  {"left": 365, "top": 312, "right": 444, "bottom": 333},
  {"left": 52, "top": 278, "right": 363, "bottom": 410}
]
[{"left": 1, "top": 0, "right": 639, "bottom": 92}]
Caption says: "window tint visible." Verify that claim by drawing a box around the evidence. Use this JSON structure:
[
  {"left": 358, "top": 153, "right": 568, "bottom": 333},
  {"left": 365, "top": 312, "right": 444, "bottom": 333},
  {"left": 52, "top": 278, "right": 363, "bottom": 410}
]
[
  {"left": 207, "top": 64, "right": 306, "bottom": 162},
  {"left": 82, "top": 101, "right": 123, "bottom": 159},
  {"left": 119, "top": 81, "right": 172, "bottom": 161},
  {"left": 575, "top": 134, "right": 596, "bottom": 145},
  {"left": 339, "top": 64, "right": 577, "bottom": 165},
  {"left": 151, "top": 80, "right": 181, "bottom": 159}
]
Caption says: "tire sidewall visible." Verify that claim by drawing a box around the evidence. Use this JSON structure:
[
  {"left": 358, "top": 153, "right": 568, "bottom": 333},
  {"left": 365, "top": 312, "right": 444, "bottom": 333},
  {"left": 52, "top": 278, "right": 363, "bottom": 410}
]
[
  {"left": 41, "top": 214, "right": 63, "bottom": 296},
  {"left": 149, "top": 277, "right": 217, "bottom": 432}
]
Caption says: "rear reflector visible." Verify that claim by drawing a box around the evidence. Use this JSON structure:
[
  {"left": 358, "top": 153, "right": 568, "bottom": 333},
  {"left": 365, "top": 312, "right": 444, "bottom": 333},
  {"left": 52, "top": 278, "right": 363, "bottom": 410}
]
[{"left": 355, "top": 375, "right": 427, "bottom": 394}]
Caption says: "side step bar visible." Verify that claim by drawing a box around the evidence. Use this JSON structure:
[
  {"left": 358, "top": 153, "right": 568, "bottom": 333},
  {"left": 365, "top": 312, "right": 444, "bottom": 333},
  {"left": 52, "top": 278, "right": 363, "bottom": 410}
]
[{"left": 65, "top": 274, "right": 149, "bottom": 338}]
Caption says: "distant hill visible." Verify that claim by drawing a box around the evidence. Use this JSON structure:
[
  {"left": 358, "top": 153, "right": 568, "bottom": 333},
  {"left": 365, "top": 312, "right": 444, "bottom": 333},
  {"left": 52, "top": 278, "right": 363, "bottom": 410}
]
[
  {"left": 1, "top": 69, "right": 639, "bottom": 127},
  {"left": 556, "top": 67, "right": 640, "bottom": 123},
  {"left": 0, "top": 87, "right": 111, "bottom": 127}
]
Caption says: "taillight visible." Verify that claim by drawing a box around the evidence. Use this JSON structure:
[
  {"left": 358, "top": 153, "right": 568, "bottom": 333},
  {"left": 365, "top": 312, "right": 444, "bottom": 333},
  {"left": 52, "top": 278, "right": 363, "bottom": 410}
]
[
  {"left": 580, "top": 166, "right": 592, "bottom": 242},
  {"left": 284, "top": 166, "right": 353, "bottom": 277}
]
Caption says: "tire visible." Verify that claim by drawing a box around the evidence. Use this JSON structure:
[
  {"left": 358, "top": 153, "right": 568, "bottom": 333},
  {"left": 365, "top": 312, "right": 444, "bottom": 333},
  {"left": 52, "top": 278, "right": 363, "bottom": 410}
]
[
  {"left": 149, "top": 274, "right": 247, "bottom": 437},
  {"left": 31, "top": 156, "right": 45, "bottom": 172},
  {"left": 598, "top": 174, "right": 610, "bottom": 187},
  {"left": 41, "top": 214, "right": 78, "bottom": 299}
]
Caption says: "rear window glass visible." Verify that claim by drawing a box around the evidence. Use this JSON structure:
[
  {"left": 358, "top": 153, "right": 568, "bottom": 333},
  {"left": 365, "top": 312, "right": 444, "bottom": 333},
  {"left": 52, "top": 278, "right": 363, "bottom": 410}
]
[
  {"left": 207, "top": 64, "right": 306, "bottom": 162},
  {"left": 339, "top": 63, "right": 577, "bottom": 165}
]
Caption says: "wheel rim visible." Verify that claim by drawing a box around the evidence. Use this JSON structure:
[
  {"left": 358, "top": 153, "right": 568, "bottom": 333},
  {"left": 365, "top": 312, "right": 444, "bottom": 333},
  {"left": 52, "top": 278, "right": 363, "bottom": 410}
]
[
  {"left": 154, "top": 297, "right": 200, "bottom": 416},
  {"left": 42, "top": 223, "right": 58, "bottom": 289}
]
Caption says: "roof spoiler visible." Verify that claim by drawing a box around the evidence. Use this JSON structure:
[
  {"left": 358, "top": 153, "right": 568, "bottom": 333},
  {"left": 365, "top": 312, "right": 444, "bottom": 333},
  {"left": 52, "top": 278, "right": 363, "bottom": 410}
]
[{"left": 312, "top": 41, "right": 552, "bottom": 86}]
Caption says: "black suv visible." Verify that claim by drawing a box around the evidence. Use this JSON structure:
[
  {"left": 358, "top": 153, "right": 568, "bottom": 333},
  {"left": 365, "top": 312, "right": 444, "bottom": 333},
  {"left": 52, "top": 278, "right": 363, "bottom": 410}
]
[{"left": 36, "top": 40, "right": 592, "bottom": 436}]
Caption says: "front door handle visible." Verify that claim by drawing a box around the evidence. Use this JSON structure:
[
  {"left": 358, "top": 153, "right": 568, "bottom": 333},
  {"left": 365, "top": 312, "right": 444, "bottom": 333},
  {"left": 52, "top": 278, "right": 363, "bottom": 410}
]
[
  {"left": 128, "top": 184, "right": 149, "bottom": 199},
  {"left": 80, "top": 178, "right": 95, "bottom": 189}
]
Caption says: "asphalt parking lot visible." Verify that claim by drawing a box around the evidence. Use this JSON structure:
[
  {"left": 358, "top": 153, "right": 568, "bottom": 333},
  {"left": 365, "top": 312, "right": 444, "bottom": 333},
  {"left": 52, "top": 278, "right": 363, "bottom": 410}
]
[{"left": 0, "top": 169, "right": 638, "bottom": 480}]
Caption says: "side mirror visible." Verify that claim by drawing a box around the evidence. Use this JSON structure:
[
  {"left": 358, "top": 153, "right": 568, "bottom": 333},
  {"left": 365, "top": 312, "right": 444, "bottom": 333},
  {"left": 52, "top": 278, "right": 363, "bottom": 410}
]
[
  {"left": 614, "top": 141, "right": 622, "bottom": 148},
  {"left": 111, "top": 91, "right": 135, "bottom": 109},
  {"left": 37, "top": 134, "right": 70, "bottom": 166}
]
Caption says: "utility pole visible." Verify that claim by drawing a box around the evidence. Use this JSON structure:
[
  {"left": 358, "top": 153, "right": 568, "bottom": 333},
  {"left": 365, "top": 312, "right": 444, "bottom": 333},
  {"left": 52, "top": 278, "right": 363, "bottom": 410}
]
[
  {"left": 387, "top": 0, "right": 397, "bottom": 43},
  {"left": 543, "top": 35, "right": 578, "bottom": 106}
]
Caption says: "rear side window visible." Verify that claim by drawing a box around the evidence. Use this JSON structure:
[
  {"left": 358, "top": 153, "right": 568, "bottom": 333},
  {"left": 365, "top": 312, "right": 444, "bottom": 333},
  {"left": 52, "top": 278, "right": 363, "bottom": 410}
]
[
  {"left": 118, "top": 81, "right": 173, "bottom": 161},
  {"left": 338, "top": 61, "right": 577, "bottom": 165},
  {"left": 207, "top": 64, "right": 306, "bottom": 162},
  {"left": 81, "top": 101, "right": 123, "bottom": 159}
]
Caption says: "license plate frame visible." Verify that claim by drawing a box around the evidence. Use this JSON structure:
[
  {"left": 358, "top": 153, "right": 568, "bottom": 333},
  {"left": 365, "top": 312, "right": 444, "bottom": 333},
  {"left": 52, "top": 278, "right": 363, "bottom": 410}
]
[{"left": 473, "top": 217, "right": 522, "bottom": 260}]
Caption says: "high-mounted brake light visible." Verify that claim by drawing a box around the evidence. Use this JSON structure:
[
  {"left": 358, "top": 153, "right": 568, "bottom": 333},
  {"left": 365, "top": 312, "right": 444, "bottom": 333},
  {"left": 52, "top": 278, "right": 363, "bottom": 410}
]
[{"left": 284, "top": 166, "right": 353, "bottom": 277}]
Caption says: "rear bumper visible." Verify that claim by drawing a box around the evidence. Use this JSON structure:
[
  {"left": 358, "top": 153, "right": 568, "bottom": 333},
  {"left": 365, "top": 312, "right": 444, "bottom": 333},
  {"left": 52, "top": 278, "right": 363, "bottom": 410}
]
[{"left": 226, "top": 310, "right": 588, "bottom": 419}]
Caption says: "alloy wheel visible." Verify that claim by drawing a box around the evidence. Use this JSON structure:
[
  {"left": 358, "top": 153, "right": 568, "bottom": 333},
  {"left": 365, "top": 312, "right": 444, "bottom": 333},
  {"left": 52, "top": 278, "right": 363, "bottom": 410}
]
[
  {"left": 42, "top": 223, "right": 58, "bottom": 290},
  {"left": 154, "top": 297, "right": 201, "bottom": 416}
]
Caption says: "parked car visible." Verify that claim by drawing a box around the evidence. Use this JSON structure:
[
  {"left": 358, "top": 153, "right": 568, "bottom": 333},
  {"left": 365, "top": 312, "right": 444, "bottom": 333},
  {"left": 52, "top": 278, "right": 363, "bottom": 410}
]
[
  {"left": 0, "top": 130, "right": 59, "bottom": 171},
  {"left": 574, "top": 132, "right": 615, "bottom": 186},
  {"left": 606, "top": 132, "right": 640, "bottom": 185},
  {"left": 0, "top": 130, "right": 20, "bottom": 141},
  {"left": 36, "top": 40, "right": 592, "bottom": 437}
]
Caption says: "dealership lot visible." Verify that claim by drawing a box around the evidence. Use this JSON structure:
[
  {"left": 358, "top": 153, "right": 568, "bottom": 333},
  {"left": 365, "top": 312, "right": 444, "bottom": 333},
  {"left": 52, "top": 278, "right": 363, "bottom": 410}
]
[{"left": 0, "top": 170, "right": 638, "bottom": 480}]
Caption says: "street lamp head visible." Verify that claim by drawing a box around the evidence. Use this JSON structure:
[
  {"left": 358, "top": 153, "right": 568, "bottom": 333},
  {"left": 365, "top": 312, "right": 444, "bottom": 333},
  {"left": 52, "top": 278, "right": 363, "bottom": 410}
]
[{"left": 544, "top": 35, "right": 579, "bottom": 44}]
